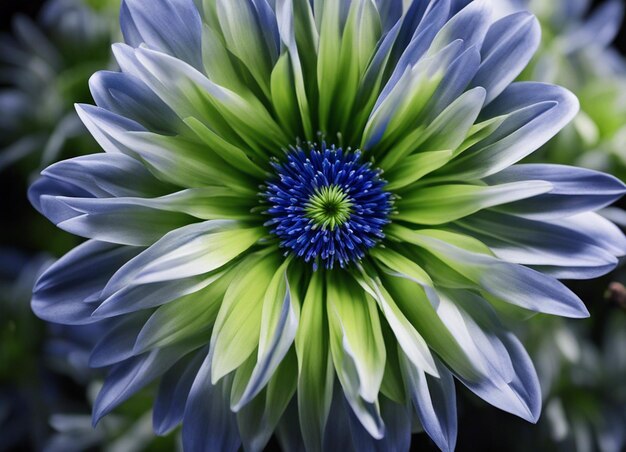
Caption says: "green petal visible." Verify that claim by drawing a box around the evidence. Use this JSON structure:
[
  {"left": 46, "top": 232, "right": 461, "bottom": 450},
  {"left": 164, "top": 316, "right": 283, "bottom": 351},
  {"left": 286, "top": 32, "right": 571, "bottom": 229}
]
[
  {"left": 231, "top": 259, "right": 300, "bottom": 410},
  {"left": 316, "top": 0, "right": 342, "bottom": 132},
  {"left": 327, "top": 271, "right": 386, "bottom": 438},
  {"left": 381, "top": 273, "right": 480, "bottom": 381},
  {"left": 352, "top": 262, "right": 438, "bottom": 377},
  {"left": 295, "top": 271, "right": 334, "bottom": 452},
  {"left": 210, "top": 252, "right": 279, "bottom": 383},
  {"left": 271, "top": 53, "right": 301, "bottom": 139},
  {"left": 397, "top": 181, "right": 553, "bottom": 225},
  {"left": 133, "top": 269, "right": 233, "bottom": 353},
  {"left": 385, "top": 150, "right": 454, "bottom": 191},
  {"left": 216, "top": 0, "right": 275, "bottom": 97}
]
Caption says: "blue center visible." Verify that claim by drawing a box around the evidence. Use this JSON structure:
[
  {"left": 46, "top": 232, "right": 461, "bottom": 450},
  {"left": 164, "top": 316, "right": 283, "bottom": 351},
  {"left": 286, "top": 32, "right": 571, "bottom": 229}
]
[{"left": 263, "top": 144, "right": 393, "bottom": 269}]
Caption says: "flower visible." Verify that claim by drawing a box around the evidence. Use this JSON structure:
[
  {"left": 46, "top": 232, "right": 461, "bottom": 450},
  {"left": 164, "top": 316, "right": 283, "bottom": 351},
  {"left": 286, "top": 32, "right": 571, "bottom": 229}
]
[
  {"left": 29, "top": 0, "right": 626, "bottom": 450},
  {"left": 0, "top": 0, "right": 119, "bottom": 172}
]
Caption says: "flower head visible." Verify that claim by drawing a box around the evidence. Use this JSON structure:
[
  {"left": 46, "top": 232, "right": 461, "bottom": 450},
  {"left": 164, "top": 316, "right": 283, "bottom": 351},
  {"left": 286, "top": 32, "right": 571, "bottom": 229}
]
[{"left": 29, "top": 0, "right": 626, "bottom": 450}]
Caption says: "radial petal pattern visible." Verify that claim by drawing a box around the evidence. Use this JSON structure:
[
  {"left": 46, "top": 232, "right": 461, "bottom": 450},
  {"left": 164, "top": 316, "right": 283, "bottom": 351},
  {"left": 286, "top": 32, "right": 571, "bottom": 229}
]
[{"left": 29, "top": 0, "right": 626, "bottom": 450}]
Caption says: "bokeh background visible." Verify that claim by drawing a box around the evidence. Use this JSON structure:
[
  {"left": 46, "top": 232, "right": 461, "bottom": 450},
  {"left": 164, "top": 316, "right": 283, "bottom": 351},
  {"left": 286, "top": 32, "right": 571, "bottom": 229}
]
[{"left": 1, "top": 1, "right": 625, "bottom": 451}]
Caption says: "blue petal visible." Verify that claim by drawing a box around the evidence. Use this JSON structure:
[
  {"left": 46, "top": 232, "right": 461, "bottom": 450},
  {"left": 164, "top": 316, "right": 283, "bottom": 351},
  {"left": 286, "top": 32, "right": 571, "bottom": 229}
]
[
  {"left": 93, "top": 341, "right": 199, "bottom": 424},
  {"left": 471, "top": 12, "right": 541, "bottom": 104},
  {"left": 153, "top": 351, "right": 205, "bottom": 435},
  {"left": 32, "top": 153, "right": 167, "bottom": 200},
  {"left": 120, "top": 0, "right": 203, "bottom": 70},
  {"left": 397, "top": 230, "right": 590, "bottom": 318},
  {"left": 458, "top": 332, "right": 541, "bottom": 423},
  {"left": 486, "top": 164, "right": 626, "bottom": 220},
  {"left": 375, "top": 0, "right": 402, "bottom": 32},
  {"left": 552, "top": 213, "right": 626, "bottom": 260},
  {"left": 456, "top": 210, "right": 621, "bottom": 279},
  {"left": 38, "top": 196, "right": 192, "bottom": 246},
  {"left": 445, "top": 290, "right": 541, "bottom": 423},
  {"left": 379, "top": 0, "right": 450, "bottom": 109},
  {"left": 400, "top": 355, "right": 457, "bottom": 452},
  {"left": 444, "top": 83, "right": 579, "bottom": 179},
  {"left": 347, "top": 395, "right": 412, "bottom": 452},
  {"left": 89, "top": 71, "right": 180, "bottom": 133},
  {"left": 75, "top": 104, "right": 146, "bottom": 156},
  {"left": 424, "top": 46, "right": 481, "bottom": 121},
  {"left": 182, "top": 351, "right": 241, "bottom": 452},
  {"left": 93, "top": 273, "right": 218, "bottom": 318},
  {"left": 89, "top": 312, "right": 151, "bottom": 368},
  {"left": 32, "top": 241, "right": 140, "bottom": 325},
  {"left": 430, "top": 0, "right": 492, "bottom": 53}
]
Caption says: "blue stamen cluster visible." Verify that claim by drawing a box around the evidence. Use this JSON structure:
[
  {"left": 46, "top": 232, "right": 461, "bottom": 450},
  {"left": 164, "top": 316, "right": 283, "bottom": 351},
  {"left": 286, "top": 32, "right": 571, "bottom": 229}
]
[{"left": 263, "top": 144, "right": 393, "bottom": 269}]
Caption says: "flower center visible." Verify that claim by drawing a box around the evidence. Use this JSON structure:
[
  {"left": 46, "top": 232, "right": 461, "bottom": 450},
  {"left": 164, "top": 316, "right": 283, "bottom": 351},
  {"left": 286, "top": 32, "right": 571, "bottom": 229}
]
[
  {"left": 305, "top": 185, "right": 353, "bottom": 230},
  {"left": 262, "top": 143, "right": 393, "bottom": 269}
]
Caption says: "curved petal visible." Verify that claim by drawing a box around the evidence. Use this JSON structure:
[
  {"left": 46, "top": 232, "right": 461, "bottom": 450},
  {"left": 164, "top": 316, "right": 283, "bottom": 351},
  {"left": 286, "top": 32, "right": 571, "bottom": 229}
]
[
  {"left": 295, "top": 271, "right": 334, "bottom": 452},
  {"left": 445, "top": 289, "right": 542, "bottom": 423},
  {"left": 93, "top": 341, "right": 200, "bottom": 424},
  {"left": 101, "top": 220, "right": 262, "bottom": 296},
  {"left": 400, "top": 354, "right": 457, "bottom": 452},
  {"left": 121, "top": 0, "right": 203, "bottom": 69},
  {"left": 32, "top": 241, "right": 140, "bottom": 325},
  {"left": 210, "top": 253, "right": 279, "bottom": 383},
  {"left": 486, "top": 164, "right": 626, "bottom": 220},
  {"left": 327, "top": 272, "right": 386, "bottom": 439},
  {"left": 153, "top": 351, "right": 205, "bottom": 435},
  {"left": 444, "top": 83, "right": 579, "bottom": 179},
  {"left": 390, "top": 226, "right": 590, "bottom": 318},
  {"left": 232, "top": 262, "right": 300, "bottom": 410},
  {"left": 89, "top": 70, "right": 180, "bottom": 133},
  {"left": 471, "top": 12, "right": 541, "bottom": 104},
  {"left": 182, "top": 351, "right": 241, "bottom": 452}
]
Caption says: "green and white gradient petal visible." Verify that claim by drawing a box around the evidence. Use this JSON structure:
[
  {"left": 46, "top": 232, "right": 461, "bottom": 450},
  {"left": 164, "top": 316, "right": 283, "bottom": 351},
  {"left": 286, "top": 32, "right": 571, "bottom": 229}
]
[{"left": 28, "top": 0, "right": 626, "bottom": 451}]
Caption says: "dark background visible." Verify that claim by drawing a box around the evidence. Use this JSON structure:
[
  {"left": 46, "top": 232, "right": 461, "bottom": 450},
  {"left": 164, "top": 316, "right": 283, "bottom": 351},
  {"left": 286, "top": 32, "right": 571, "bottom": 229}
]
[{"left": 0, "top": 1, "right": 624, "bottom": 452}]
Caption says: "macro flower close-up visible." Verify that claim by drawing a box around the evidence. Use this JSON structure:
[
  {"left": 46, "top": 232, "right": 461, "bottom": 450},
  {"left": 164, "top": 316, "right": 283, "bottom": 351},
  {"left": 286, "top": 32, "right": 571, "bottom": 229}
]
[{"left": 1, "top": 0, "right": 626, "bottom": 451}]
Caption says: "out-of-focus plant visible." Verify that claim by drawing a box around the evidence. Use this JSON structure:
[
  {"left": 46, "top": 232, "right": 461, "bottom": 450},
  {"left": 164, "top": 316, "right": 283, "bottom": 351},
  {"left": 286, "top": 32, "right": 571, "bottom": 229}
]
[
  {"left": 0, "top": 0, "right": 120, "bottom": 173},
  {"left": 45, "top": 382, "right": 179, "bottom": 452},
  {"left": 516, "top": 313, "right": 626, "bottom": 452},
  {"left": 0, "top": 251, "right": 171, "bottom": 452},
  {"left": 495, "top": 0, "right": 626, "bottom": 176},
  {"left": 0, "top": 251, "right": 52, "bottom": 451}
]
